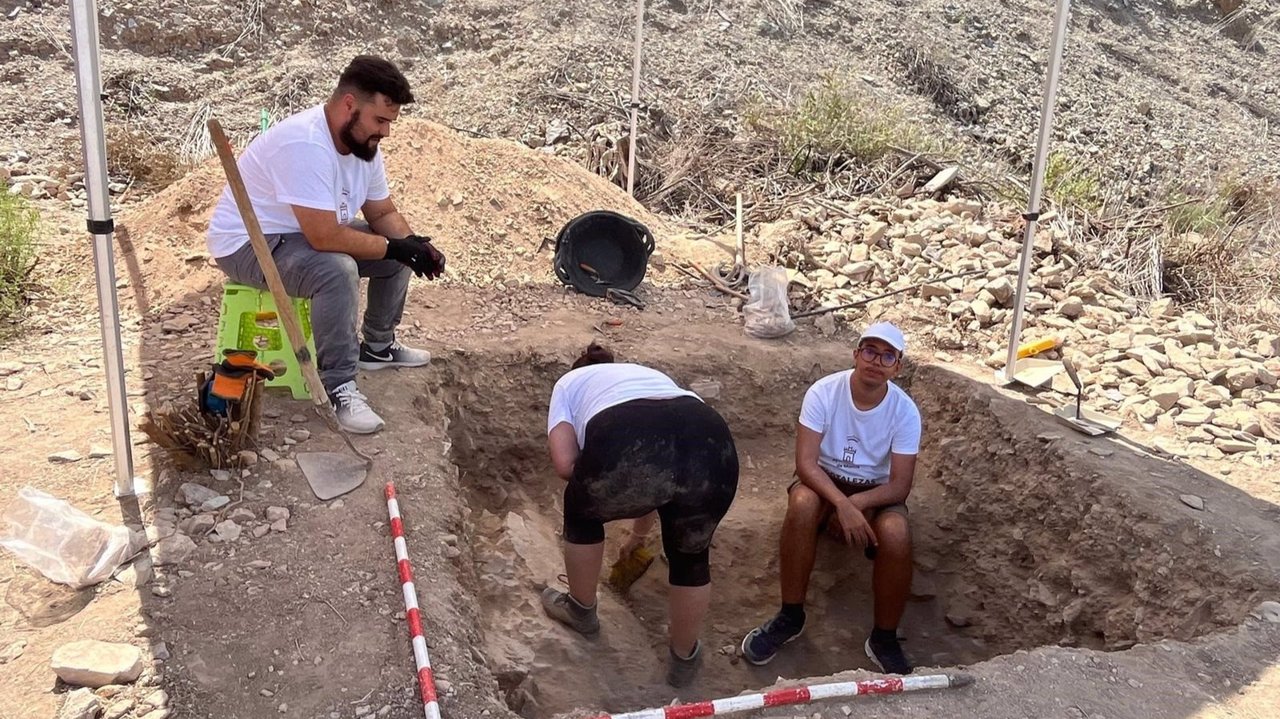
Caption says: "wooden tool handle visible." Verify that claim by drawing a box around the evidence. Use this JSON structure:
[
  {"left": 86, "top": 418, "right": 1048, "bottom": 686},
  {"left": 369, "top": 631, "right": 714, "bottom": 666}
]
[
  {"left": 1062, "top": 357, "right": 1082, "bottom": 392},
  {"left": 207, "top": 119, "right": 329, "bottom": 410},
  {"left": 734, "top": 192, "right": 745, "bottom": 266}
]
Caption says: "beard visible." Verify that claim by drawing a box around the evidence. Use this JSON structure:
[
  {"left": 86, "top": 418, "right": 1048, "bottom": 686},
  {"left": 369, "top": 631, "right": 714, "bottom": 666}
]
[{"left": 339, "top": 111, "right": 381, "bottom": 162}]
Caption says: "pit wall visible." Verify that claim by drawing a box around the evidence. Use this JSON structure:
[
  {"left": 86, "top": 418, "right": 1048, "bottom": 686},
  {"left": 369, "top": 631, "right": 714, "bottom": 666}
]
[{"left": 906, "top": 364, "right": 1280, "bottom": 651}]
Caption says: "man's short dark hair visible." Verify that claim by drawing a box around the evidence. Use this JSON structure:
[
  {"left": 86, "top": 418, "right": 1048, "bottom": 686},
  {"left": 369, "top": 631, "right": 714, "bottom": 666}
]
[{"left": 334, "top": 55, "right": 414, "bottom": 105}]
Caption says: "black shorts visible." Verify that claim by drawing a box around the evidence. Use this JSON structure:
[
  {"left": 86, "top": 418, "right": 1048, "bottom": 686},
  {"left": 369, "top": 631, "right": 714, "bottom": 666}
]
[
  {"left": 564, "top": 396, "right": 739, "bottom": 586},
  {"left": 787, "top": 477, "right": 908, "bottom": 560}
]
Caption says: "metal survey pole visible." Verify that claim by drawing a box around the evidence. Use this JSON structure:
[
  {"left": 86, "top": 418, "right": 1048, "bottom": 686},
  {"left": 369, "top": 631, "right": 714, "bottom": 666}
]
[
  {"left": 1003, "top": 0, "right": 1074, "bottom": 383},
  {"left": 69, "top": 0, "right": 137, "bottom": 496},
  {"left": 625, "top": 0, "right": 646, "bottom": 196}
]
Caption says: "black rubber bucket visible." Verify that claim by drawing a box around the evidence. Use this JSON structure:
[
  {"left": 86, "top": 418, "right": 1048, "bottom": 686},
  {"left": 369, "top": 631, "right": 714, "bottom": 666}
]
[{"left": 552, "top": 210, "right": 655, "bottom": 297}]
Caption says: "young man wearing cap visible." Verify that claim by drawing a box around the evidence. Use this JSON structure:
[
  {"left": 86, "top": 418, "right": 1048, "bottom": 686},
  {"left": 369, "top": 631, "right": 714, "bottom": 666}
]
[{"left": 739, "top": 321, "right": 922, "bottom": 674}]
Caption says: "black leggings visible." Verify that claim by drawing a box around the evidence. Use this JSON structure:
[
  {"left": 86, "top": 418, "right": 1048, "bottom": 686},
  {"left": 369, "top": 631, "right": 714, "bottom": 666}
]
[{"left": 564, "top": 396, "right": 739, "bottom": 587}]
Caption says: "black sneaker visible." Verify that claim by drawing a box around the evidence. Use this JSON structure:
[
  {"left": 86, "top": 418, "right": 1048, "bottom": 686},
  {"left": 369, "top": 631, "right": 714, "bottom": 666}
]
[
  {"left": 740, "top": 611, "right": 805, "bottom": 665},
  {"left": 357, "top": 340, "right": 431, "bottom": 370},
  {"left": 864, "top": 633, "right": 912, "bottom": 675}
]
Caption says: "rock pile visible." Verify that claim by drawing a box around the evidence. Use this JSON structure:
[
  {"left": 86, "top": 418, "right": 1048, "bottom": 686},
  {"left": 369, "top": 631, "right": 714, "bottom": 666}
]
[{"left": 769, "top": 194, "right": 1279, "bottom": 462}]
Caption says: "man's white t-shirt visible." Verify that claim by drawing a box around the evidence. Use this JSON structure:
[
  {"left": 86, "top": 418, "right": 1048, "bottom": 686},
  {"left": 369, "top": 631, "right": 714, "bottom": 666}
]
[
  {"left": 206, "top": 104, "right": 390, "bottom": 258},
  {"left": 547, "top": 363, "right": 701, "bottom": 449},
  {"left": 799, "top": 370, "right": 921, "bottom": 487}
]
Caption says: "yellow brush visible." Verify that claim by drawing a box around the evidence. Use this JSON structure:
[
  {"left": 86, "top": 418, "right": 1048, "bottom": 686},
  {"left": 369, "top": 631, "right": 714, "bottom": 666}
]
[{"left": 607, "top": 545, "right": 657, "bottom": 592}]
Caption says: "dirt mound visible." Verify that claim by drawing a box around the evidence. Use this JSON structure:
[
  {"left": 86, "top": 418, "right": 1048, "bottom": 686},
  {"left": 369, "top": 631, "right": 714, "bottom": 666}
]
[
  {"left": 114, "top": 118, "right": 685, "bottom": 309},
  {"left": 377, "top": 120, "right": 676, "bottom": 284}
]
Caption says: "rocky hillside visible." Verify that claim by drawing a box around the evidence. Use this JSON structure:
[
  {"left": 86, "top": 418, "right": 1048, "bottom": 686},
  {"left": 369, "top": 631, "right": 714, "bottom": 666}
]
[{"left": 4, "top": 0, "right": 1276, "bottom": 204}]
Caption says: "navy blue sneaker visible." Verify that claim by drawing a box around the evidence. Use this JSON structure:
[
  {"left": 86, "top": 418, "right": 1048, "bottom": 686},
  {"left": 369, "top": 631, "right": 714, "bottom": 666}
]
[
  {"left": 865, "top": 634, "right": 912, "bottom": 674},
  {"left": 740, "top": 611, "right": 805, "bottom": 665}
]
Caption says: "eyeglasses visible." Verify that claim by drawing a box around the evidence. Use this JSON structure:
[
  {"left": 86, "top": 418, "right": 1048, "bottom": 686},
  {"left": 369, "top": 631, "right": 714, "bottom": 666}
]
[{"left": 857, "top": 345, "right": 901, "bottom": 367}]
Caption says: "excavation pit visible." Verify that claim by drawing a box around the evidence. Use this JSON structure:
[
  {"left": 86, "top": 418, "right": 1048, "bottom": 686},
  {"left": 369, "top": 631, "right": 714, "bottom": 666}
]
[{"left": 421, "top": 343, "right": 1280, "bottom": 718}]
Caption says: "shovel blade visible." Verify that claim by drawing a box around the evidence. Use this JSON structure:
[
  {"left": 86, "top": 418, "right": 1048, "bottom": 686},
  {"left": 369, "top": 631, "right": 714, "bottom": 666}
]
[{"left": 296, "top": 452, "right": 369, "bottom": 500}]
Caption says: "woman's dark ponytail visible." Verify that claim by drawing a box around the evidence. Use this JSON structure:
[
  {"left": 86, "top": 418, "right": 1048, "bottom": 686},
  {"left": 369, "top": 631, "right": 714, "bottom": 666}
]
[{"left": 571, "top": 342, "right": 615, "bottom": 369}]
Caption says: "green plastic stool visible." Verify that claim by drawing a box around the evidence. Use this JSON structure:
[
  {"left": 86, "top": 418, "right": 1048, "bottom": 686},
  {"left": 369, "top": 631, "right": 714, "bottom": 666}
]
[{"left": 214, "top": 283, "right": 316, "bottom": 399}]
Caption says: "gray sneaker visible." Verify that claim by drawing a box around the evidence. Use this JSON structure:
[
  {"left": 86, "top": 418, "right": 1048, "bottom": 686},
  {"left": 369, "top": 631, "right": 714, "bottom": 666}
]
[
  {"left": 328, "top": 381, "right": 385, "bottom": 434},
  {"left": 539, "top": 587, "right": 599, "bottom": 637},
  {"left": 358, "top": 340, "right": 431, "bottom": 370},
  {"left": 666, "top": 641, "right": 702, "bottom": 688}
]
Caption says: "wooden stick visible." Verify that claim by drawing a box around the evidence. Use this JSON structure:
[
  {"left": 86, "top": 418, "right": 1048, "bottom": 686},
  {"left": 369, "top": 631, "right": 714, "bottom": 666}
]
[
  {"left": 734, "top": 192, "right": 745, "bottom": 268},
  {"left": 207, "top": 119, "right": 372, "bottom": 465},
  {"left": 792, "top": 268, "right": 986, "bottom": 319}
]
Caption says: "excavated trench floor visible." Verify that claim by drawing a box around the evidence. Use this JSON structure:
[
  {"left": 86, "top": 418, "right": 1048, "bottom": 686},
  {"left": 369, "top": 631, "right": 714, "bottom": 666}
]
[{"left": 418, "top": 348, "right": 1280, "bottom": 719}]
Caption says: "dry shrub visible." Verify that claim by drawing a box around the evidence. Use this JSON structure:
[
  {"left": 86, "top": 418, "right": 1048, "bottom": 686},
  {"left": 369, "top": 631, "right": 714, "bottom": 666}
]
[
  {"left": 106, "top": 126, "right": 184, "bottom": 190},
  {"left": 1159, "top": 179, "right": 1280, "bottom": 329},
  {"left": 760, "top": 0, "right": 805, "bottom": 36},
  {"left": 641, "top": 120, "right": 783, "bottom": 219},
  {"left": 895, "top": 46, "right": 983, "bottom": 125}
]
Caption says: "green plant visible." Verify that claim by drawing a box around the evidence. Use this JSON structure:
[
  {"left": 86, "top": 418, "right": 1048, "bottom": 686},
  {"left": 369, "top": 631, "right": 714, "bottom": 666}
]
[
  {"left": 1166, "top": 198, "right": 1231, "bottom": 235},
  {"left": 1044, "top": 151, "right": 1102, "bottom": 213},
  {"left": 769, "top": 77, "right": 943, "bottom": 175},
  {"left": 0, "top": 192, "right": 39, "bottom": 326}
]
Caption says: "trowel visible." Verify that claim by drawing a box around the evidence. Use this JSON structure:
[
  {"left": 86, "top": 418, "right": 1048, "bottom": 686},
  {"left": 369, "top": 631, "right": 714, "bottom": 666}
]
[
  {"left": 210, "top": 119, "right": 372, "bottom": 500},
  {"left": 1053, "top": 358, "right": 1120, "bottom": 436}
]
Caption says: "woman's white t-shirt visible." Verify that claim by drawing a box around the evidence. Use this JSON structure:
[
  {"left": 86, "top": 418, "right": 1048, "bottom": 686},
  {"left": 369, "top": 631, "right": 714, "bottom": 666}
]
[
  {"left": 798, "top": 370, "right": 921, "bottom": 487},
  {"left": 206, "top": 104, "right": 390, "bottom": 258},
  {"left": 547, "top": 363, "right": 700, "bottom": 448}
]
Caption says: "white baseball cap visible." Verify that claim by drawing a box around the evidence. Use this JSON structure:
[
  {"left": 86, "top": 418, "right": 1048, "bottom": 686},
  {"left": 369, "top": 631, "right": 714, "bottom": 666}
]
[{"left": 859, "top": 321, "right": 906, "bottom": 354}]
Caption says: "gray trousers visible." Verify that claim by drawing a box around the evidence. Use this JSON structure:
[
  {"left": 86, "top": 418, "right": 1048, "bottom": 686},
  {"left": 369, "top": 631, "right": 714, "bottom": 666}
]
[{"left": 214, "top": 227, "right": 410, "bottom": 393}]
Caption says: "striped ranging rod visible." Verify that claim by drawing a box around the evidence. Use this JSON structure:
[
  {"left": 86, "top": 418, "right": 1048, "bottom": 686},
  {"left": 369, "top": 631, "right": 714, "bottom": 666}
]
[
  {"left": 386, "top": 482, "right": 442, "bottom": 719},
  {"left": 590, "top": 673, "right": 974, "bottom": 719}
]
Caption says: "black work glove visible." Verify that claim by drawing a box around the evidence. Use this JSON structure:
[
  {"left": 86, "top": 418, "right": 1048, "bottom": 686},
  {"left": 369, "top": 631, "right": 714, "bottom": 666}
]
[
  {"left": 384, "top": 237, "right": 442, "bottom": 279},
  {"left": 406, "top": 233, "right": 446, "bottom": 280}
]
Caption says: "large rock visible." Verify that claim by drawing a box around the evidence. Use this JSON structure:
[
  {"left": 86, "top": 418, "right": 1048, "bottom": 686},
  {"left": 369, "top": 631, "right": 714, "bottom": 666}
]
[
  {"left": 1256, "top": 334, "right": 1280, "bottom": 358},
  {"left": 1146, "top": 377, "right": 1194, "bottom": 411},
  {"left": 970, "top": 299, "right": 994, "bottom": 326},
  {"left": 1214, "top": 409, "right": 1262, "bottom": 436},
  {"left": 151, "top": 533, "right": 196, "bottom": 566},
  {"left": 210, "top": 520, "right": 242, "bottom": 543},
  {"left": 1224, "top": 365, "right": 1259, "bottom": 393},
  {"left": 1116, "top": 359, "right": 1152, "bottom": 380},
  {"left": 1128, "top": 348, "right": 1169, "bottom": 374},
  {"left": 51, "top": 641, "right": 143, "bottom": 688},
  {"left": 864, "top": 221, "right": 888, "bottom": 244},
  {"left": 1174, "top": 321, "right": 1214, "bottom": 345},
  {"left": 1126, "top": 399, "right": 1161, "bottom": 423},
  {"left": 177, "top": 482, "right": 220, "bottom": 508},
  {"left": 1216, "top": 438, "right": 1257, "bottom": 454},
  {"left": 920, "top": 283, "right": 952, "bottom": 299},
  {"left": 985, "top": 276, "right": 1014, "bottom": 306},
  {"left": 1059, "top": 297, "right": 1084, "bottom": 319},
  {"left": 58, "top": 688, "right": 101, "bottom": 719},
  {"left": 1175, "top": 406, "right": 1214, "bottom": 426},
  {"left": 1148, "top": 297, "right": 1178, "bottom": 319}
]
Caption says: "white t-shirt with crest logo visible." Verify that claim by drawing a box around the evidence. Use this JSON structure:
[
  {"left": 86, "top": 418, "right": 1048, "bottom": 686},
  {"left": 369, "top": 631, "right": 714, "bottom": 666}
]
[
  {"left": 206, "top": 104, "right": 390, "bottom": 258},
  {"left": 798, "top": 370, "right": 921, "bottom": 487}
]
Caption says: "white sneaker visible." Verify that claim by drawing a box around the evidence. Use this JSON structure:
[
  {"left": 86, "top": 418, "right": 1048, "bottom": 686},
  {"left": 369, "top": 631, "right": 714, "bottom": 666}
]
[
  {"left": 328, "top": 381, "right": 385, "bottom": 434},
  {"left": 357, "top": 340, "right": 431, "bottom": 370}
]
